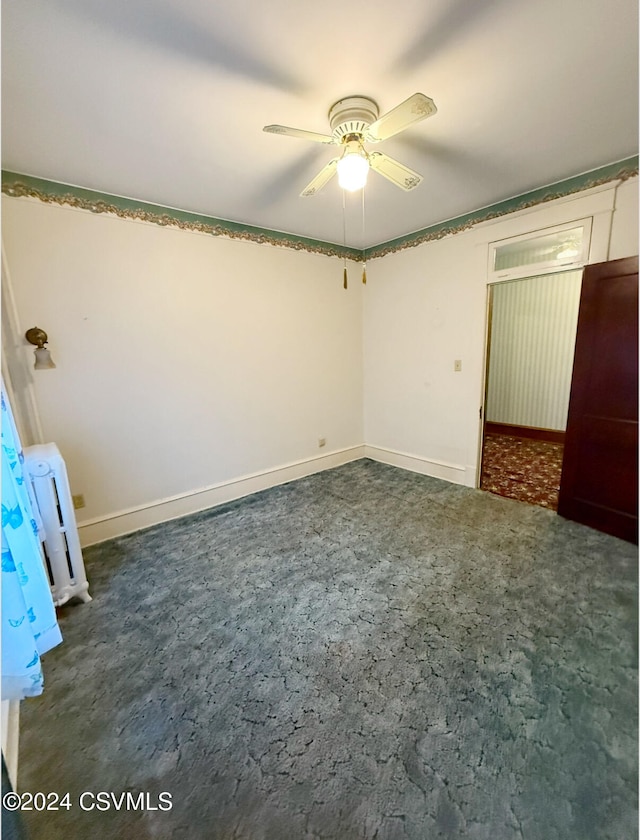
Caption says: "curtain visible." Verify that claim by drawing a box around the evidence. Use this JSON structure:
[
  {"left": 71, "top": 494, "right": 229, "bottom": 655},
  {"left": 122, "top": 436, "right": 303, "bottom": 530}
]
[{"left": 1, "top": 379, "right": 62, "bottom": 700}]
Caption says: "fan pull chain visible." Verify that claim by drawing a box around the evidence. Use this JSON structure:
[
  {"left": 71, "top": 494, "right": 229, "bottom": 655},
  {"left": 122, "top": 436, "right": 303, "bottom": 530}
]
[
  {"left": 361, "top": 188, "right": 367, "bottom": 284},
  {"left": 342, "top": 188, "right": 348, "bottom": 290}
]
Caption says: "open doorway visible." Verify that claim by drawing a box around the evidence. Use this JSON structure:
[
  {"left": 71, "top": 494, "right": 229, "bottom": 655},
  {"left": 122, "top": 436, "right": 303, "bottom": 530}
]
[{"left": 480, "top": 269, "right": 583, "bottom": 510}]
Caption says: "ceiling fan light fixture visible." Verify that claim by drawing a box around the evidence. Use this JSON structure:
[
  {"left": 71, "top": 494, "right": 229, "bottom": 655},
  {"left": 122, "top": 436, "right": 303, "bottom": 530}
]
[
  {"left": 270, "top": 92, "right": 436, "bottom": 197},
  {"left": 337, "top": 152, "right": 369, "bottom": 192}
]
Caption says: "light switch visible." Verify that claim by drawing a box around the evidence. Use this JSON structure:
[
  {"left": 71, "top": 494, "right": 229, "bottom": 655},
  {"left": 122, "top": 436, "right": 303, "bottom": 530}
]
[{"left": 454, "top": 360, "right": 462, "bottom": 372}]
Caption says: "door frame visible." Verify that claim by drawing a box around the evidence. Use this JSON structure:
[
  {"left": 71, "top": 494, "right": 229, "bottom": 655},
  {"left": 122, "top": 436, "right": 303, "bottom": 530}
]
[
  {"left": 475, "top": 216, "right": 600, "bottom": 489},
  {"left": 477, "top": 269, "right": 583, "bottom": 492}
]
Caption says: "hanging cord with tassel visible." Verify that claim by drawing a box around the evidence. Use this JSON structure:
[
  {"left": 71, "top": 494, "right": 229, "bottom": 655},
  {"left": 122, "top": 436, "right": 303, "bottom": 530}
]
[
  {"left": 342, "top": 188, "right": 348, "bottom": 289},
  {"left": 361, "top": 187, "right": 367, "bottom": 285}
]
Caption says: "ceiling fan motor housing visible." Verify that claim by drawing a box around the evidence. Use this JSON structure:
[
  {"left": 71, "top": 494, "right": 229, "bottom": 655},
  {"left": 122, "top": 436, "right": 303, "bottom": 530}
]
[{"left": 329, "top": 96, "right": 379, "bottom": 141}]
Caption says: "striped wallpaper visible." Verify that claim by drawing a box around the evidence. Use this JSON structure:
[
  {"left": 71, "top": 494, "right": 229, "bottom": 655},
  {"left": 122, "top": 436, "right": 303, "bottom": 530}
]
[{"left": 485, "top": 270, "right": 583, "bottom": 431}]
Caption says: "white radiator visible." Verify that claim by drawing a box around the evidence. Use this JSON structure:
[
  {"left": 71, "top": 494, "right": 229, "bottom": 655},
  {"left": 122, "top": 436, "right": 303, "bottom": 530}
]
[{"left": 23, "top": 443, "right": 91, "bottom": 607}]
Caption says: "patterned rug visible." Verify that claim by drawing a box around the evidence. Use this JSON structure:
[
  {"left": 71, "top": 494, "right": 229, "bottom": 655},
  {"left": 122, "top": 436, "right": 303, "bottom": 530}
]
[{"left": 480, "top": 432, "right": 564, "bottom": 510}]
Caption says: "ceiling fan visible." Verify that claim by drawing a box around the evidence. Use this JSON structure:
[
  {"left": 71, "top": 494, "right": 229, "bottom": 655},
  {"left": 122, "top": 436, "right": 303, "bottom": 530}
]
[{"left": 263, "top": 93, "right": 437, "bottom": 197}]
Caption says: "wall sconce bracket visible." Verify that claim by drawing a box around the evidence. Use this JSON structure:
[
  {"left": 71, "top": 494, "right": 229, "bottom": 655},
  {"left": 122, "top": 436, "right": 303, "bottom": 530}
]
[{"left": 25, "top": 327, "right": 50, "bottom": 349}]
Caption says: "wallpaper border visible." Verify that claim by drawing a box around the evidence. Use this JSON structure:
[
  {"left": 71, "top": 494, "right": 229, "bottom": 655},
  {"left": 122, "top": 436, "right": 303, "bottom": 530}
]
[
  {"left": 364, "top": 157, "right": 638, "bottom": 259},
  {"left": 0, "top": 172, "right": 362, "bottom": 260},
  {"left": 3, "top": 157, "right": 637, "bottom": 260}
]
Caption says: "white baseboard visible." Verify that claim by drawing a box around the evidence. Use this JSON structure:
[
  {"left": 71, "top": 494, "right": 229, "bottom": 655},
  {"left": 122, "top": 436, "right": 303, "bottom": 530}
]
[
  {"left": 78, "top": 445, "right": 365, "bottom": 546},
  {"left": 364, "top": 444, "right": 474, "bottom": 486}
]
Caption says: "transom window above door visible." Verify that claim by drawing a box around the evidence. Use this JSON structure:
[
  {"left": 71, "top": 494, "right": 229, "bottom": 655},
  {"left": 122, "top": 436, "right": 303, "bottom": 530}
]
[{"left": 490, "top": 220, "right": 592, "bottom": 281}]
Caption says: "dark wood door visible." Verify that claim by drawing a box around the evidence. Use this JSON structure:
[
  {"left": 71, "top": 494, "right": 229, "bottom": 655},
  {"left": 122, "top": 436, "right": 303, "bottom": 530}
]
[{"left": 558, "top": 256, "right": 638, "bottom": 543}]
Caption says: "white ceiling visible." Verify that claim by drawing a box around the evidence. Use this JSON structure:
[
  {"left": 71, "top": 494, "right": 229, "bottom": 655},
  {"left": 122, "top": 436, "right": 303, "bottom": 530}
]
[{"left": 2, "top": 0, "right": 638, "bottom": 249}]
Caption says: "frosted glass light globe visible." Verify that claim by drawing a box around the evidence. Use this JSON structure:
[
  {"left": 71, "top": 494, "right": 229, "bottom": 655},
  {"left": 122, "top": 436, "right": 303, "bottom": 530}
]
[{"left": 337, "top": 153, "right": 369, "bottom": 191}]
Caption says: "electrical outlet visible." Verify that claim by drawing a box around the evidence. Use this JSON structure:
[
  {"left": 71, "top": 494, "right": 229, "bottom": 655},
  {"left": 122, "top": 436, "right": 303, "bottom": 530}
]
[
  {"left": 454, "top": 359, "right": 462, "bottom": 372},
  {"left": 72, "top": 494, "right": 85, "bottom": 510},
  {"left": 318, "top": 437, "right": 326, "bottom": 448}
]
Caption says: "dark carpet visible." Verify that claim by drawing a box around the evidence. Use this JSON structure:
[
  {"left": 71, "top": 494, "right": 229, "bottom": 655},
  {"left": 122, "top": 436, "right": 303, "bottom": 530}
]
[{"left": 16, "top": 460, "right": 638, "bottom": 839}]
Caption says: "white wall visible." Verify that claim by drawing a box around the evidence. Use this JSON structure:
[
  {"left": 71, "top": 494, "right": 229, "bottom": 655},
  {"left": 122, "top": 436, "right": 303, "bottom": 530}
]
[
  {"left": 3, "top": 177, "right": 637, "bottom": 540},
  {"left": 363, "top": 178, "right": 639, "bottom": 486},
  {"left": 2, "top": 198, "right": 364, "bottom": 543},
  {"left": 363, "top": 232, "right": 487, "bottom": 485}
]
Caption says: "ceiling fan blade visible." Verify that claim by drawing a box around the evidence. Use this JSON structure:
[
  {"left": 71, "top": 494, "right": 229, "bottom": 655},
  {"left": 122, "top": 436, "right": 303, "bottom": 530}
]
[
  {"left": 263, "top": 124, "right": 335, "bottom": 144},
  {"left": 300, "top": 158, "right": 339, "bottom": 197},
  {"left": 368, "top": 152, "right": 423, "bottom": 191},
  {"left": 366, "top": 93, "right": 437, "bottom": 142}
]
